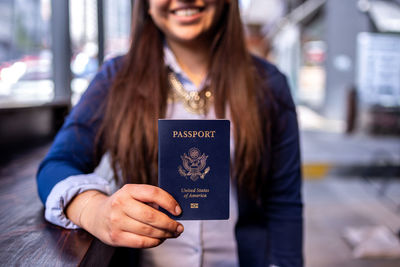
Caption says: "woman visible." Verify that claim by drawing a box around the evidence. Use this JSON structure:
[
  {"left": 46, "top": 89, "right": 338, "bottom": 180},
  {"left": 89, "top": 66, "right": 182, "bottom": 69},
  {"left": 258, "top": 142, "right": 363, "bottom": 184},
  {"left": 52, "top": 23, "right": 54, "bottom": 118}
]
[{"left": 37, "top": 0, "right": 303, "bottom": 266}]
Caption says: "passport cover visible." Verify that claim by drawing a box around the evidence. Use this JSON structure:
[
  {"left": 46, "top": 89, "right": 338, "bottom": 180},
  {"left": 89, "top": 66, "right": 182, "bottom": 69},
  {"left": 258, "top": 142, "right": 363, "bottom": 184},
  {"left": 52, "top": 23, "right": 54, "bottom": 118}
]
[{"left": 158, "top": 119, "right": 230, "bottom": 220}]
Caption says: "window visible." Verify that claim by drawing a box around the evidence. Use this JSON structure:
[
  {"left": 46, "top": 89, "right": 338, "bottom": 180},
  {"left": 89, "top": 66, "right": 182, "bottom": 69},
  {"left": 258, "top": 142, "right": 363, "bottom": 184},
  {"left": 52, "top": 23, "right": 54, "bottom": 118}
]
[
  {"left": 69, "top": 0, "right": 131, "bottom": 104},
  {"left": 70, "top": 0, "right": 99, "bottom": 104},
  {"left": 104, "top": 0, "right": 131, "bottom": 59},
  {"left": 0, "top": 0, "right": 53, "bottom": 107}
]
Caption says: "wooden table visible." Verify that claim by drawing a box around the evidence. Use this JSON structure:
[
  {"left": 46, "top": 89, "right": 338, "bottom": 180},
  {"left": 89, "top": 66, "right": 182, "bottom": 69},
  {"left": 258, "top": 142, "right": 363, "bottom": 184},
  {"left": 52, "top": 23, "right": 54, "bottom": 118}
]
[{"left": 0, "top": 145, "right": 115, "bottom": 266}]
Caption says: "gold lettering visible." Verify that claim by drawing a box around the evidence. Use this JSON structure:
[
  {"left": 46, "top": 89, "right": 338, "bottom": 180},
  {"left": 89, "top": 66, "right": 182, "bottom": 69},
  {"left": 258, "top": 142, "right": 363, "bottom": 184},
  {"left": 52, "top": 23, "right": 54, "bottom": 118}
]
[
  {"left": 196, "top": 188, "right": 210, "bottom": 193},
  {"left": 181, "top": 188, "right": 196, "bottom": 193},
  {"left": 172, "top": 130, "right": 216, "bottom": 138}
]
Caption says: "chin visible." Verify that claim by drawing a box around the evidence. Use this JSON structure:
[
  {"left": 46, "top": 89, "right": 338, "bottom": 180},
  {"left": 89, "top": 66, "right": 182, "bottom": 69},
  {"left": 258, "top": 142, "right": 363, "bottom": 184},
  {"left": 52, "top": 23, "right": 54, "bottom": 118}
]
[{"left": 170, "top": 33, "right": 204, "bottom": 44}]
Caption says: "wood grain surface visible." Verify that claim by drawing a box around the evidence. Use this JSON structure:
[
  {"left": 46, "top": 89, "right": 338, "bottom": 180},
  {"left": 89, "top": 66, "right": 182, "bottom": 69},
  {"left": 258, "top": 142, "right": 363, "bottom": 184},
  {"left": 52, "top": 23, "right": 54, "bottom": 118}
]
[{"left": 0, "top": 144, "right": 114, "bottom": 267}]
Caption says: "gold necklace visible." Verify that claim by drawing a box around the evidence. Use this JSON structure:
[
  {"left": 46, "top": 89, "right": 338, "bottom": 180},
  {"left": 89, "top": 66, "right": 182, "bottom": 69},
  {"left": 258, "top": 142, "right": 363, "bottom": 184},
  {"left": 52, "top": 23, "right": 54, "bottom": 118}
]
[{"left": 168, "top": 72, "right": 212, "bottom": 115}]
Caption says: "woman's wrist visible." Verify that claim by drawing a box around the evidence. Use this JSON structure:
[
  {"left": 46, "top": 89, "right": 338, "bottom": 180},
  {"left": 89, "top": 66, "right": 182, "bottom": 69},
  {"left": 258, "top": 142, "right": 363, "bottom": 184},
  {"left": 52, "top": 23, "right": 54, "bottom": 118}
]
[
  {"left": 66, "top": 190, "right": 107, "bottom": 229},
  {"left": 80, "top": 192, "right": 108, "bottom": 232}
]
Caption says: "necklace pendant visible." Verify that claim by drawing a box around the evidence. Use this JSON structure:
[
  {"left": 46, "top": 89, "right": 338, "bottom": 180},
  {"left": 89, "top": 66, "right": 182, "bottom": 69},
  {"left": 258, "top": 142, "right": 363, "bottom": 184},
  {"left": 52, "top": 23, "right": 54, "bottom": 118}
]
[
  {"left": 184, "top": 97, "right": 207, "bottom": 115},
  {"left": 168, "top": 72, "right": 212, "bottom": 115}
]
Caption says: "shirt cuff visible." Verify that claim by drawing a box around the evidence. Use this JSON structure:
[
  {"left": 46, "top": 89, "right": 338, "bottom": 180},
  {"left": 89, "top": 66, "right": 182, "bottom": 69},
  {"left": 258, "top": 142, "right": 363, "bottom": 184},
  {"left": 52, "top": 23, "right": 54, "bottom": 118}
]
[
  {"left": 45, "top": 153, "right": 119, "bottom": 229},
  {"left": 44, "top": 173, "right": 116, "bottom": 229}
]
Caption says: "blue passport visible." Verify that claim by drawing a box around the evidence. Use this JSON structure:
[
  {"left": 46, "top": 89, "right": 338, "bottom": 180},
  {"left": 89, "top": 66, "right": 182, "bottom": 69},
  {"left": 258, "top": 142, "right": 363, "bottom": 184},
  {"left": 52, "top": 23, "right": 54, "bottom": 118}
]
[{"left": 158, "top": 119, "right": 230, "bottom": 220}]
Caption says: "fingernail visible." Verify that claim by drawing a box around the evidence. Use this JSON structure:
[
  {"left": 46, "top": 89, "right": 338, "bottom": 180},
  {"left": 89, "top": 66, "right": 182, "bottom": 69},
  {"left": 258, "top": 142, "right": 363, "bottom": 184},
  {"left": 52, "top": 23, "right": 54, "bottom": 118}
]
[
  {"left": 176, "top": 224, "right": 184, "bottom": 234},
  {"left": 175, "top": 205, "right": 182, "bottom": 215}
]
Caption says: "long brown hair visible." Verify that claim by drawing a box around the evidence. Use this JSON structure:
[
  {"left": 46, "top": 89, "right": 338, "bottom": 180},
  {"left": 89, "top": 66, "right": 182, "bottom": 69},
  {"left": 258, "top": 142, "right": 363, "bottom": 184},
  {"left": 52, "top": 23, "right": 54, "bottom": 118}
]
[{"left": 98, "top": 0, "right": 272, "bottom": 198}]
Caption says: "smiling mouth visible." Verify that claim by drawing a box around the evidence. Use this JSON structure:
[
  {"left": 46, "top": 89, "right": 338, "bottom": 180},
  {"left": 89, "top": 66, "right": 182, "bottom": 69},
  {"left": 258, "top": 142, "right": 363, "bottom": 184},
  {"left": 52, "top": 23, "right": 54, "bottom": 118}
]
[{"left": 171, "top": 7, "right": 205, "bottom": 17}]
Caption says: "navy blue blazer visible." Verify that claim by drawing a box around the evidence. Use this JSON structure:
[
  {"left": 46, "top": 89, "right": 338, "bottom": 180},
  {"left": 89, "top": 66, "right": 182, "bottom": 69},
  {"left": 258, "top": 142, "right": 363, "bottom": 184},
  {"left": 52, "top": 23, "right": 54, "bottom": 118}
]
[{"left": 37, "top": 56, "right": 303, "bottom": 267}]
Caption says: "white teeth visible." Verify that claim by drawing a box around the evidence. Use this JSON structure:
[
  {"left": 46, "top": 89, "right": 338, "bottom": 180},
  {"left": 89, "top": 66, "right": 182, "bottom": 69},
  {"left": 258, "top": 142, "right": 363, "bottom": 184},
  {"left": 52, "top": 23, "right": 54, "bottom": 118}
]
[{"left": 174, "top": 8, "right": 200, "bottom": 17}]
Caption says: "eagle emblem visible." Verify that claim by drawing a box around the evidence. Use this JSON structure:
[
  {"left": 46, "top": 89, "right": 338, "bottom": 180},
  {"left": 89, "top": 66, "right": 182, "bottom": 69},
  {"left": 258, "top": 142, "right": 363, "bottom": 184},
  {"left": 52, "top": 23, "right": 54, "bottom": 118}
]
[{"left": 178, "top": 147, "right": 210, "bottom": 181}]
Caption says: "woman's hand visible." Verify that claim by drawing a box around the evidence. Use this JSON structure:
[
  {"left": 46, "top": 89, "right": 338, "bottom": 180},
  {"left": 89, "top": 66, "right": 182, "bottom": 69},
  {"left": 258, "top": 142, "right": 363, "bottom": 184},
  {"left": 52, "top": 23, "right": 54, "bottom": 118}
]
[{"left": 66, "top": 184, "right": 184, "bottom": 248}]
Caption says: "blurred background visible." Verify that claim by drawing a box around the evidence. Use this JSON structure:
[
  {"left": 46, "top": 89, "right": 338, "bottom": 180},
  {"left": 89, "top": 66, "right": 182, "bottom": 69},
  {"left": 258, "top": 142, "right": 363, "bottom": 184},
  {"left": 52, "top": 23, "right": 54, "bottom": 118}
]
[{"left": 0, "top": 0, "right": 399, "bottom": 266}]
